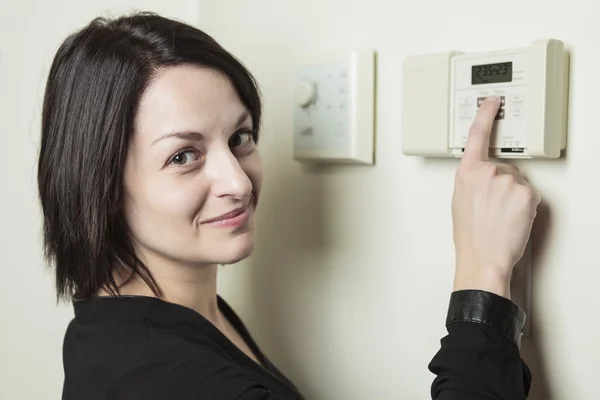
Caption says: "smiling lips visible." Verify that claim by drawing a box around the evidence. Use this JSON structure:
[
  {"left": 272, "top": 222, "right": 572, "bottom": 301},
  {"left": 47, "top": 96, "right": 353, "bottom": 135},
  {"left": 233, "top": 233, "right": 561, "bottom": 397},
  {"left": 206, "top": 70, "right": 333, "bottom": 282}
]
[{"left": 202, "top": 196, "right": 253, "bottom": 228}]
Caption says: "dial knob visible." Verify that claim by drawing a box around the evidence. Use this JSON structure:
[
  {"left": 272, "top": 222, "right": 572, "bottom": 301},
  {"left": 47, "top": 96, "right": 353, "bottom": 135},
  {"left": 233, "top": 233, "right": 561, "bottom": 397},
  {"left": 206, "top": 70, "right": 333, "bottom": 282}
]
[{"left": 296, "top": 80, "right": 317, "bottom": 108}]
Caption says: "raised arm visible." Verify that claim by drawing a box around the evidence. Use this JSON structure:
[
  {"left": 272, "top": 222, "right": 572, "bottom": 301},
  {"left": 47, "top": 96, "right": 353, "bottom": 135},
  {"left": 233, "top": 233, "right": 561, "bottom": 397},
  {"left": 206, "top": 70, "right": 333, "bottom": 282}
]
[{"left": 429, "top": 96, "right": 538, "bottom": 399}]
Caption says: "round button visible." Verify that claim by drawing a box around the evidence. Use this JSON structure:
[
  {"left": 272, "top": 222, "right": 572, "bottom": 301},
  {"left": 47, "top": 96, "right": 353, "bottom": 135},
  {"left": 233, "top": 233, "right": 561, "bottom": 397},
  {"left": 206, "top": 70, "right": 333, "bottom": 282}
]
[{"left": 296, "top": 80, "right": 317, "bottom": 108}]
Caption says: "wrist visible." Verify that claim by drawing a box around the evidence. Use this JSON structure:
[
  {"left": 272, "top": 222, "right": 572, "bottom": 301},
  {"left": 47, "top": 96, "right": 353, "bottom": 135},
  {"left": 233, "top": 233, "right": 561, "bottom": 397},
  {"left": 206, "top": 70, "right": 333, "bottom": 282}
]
[{"left": 453, "top": 267, "right": 512, "bottom": 299}]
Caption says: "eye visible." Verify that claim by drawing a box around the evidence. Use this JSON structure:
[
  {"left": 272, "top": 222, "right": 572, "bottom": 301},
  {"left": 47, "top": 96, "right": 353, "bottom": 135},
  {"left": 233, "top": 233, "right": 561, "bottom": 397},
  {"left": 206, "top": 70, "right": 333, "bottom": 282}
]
[
  {"left": 169, "top": 149, "right": 202, "bottom": 166},
  {"left": 229, "top": 131, "right": 255, "bottom": 149}
]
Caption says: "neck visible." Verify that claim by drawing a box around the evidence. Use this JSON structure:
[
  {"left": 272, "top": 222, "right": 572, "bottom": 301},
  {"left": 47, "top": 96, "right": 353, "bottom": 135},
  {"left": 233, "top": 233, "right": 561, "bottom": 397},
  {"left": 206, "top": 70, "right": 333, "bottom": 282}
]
[{"left": 111, "top": 257, "right": 221, "bottom": 324}]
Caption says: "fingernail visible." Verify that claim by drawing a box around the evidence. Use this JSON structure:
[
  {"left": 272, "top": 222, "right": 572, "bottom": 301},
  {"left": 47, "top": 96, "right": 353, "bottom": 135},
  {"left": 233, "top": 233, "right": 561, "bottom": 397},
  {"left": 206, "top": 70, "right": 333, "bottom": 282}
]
[{"left": 486, "top": 95, "right": 499, "bottom": 102}]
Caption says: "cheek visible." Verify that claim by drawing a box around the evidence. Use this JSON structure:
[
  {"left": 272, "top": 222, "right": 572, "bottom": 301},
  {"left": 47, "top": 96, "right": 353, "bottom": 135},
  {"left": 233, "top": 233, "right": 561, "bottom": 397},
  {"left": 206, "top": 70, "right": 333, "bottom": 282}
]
[
  {"left": 244, "top": 151, "right": 264, "bottom": 195},
  {"left": 127, "top": 173, "right": 210, "bottom": 227}
]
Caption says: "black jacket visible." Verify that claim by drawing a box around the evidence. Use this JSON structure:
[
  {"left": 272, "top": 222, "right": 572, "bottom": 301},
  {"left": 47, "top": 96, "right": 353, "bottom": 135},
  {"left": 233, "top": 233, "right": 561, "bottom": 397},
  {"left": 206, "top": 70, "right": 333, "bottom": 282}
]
[{"left": 61, "top": 290, "right": 530, "bottom": 399}]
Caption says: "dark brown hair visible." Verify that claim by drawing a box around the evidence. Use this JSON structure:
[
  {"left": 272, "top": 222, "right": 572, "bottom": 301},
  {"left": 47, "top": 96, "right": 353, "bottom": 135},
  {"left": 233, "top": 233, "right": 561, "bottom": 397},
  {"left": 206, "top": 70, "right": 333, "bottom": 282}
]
[{"left": 37, "top": 12, "right": 262, "bottom": 301}]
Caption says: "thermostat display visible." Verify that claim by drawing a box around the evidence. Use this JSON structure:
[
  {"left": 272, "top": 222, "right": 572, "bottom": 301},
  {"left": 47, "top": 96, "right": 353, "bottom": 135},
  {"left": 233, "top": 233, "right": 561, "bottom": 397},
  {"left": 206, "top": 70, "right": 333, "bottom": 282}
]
[{"left": 471, "top": 61, "right": 512, "bottom": 85}]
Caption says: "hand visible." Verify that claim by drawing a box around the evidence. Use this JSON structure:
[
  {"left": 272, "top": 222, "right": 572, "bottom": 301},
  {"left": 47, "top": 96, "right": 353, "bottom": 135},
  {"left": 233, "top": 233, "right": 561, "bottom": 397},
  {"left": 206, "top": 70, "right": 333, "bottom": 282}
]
[{"left": 451, "top": 96, "right": 541, "bottom": 299}]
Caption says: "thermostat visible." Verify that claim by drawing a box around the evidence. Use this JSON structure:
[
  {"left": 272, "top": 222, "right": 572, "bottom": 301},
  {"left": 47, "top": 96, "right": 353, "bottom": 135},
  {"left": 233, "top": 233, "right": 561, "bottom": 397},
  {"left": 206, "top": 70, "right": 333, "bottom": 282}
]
[
  {"left": 292, "top": 50, "right": 375, "bottom": 164},
  {"left": 401, "top": 39, "right": 570, "bottom": 159}
]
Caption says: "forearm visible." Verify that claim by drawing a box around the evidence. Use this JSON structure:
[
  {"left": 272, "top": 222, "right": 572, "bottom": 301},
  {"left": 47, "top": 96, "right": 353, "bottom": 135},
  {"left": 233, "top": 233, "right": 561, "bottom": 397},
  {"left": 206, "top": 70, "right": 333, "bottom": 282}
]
[{"left": 429, "top": 290, "right": 532, "bottom": 399}]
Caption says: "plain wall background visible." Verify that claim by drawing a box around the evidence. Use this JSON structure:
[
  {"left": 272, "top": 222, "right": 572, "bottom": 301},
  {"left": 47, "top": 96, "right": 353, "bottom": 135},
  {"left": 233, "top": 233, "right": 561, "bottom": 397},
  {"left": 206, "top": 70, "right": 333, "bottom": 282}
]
[{"left": 1, "top": 0, "right": 598, "bottom": 399}]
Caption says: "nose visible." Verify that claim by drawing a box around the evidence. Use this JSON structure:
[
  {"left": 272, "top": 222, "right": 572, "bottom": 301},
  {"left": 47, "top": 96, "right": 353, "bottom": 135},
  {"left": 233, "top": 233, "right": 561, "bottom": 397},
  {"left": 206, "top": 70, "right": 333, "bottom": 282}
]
[{"left": 205, "top": 148, "right": 253, "bottom": 200}]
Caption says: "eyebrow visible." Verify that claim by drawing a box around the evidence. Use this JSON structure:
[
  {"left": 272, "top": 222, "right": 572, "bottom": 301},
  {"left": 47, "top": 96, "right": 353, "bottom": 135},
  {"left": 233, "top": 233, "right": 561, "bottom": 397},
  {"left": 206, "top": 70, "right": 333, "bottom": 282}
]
[
  {"left": 151, "top": 111, "right": 252, "bottom": 145},
  {"left": 151, "top": 130, "right": 203, "bottom": 145}
]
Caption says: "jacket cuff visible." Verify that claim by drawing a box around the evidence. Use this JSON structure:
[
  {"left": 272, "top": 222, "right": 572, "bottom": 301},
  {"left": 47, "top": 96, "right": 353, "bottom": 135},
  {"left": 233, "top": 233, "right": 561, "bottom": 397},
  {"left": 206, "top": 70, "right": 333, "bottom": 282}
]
[{"left": 446, "top": 290, "right": 527, "bottom": 348}]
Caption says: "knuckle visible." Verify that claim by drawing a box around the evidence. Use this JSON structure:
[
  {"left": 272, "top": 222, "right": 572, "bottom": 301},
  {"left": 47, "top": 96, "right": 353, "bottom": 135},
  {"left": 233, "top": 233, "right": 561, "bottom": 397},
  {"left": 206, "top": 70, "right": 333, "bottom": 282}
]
[
  {"left": 495, "top": 173, "right": 516, "bottom": 190},
  {"left": 498, "top": 171, "right": 516, "bottom": 185},
  {"left": 517, "top": 185, "right": 539, "bottom": 205},
  {"left": 480, "top": 163, "right": 497, "bottom": 178},
  {"left": 518, "top": 185, "right": 533, "bottom": 198}
]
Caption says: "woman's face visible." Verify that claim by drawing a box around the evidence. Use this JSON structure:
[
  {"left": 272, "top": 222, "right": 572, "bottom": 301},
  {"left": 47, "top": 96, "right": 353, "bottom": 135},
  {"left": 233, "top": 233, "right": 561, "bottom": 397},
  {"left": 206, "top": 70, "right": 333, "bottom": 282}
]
[{"left": 122, "top": 64, "right": 263, "bottom": 267}]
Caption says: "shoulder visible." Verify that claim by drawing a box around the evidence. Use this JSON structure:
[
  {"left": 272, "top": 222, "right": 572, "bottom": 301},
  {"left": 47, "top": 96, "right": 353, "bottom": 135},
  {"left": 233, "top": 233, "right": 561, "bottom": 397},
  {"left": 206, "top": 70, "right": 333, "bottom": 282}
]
[{"left": 105, "top": 357, "right": 274, "bottom": 400}]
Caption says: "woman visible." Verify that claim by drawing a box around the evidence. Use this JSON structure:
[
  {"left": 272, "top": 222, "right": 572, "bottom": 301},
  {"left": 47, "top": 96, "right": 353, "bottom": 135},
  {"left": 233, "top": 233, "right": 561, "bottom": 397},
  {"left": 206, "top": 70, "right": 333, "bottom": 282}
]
[{"left": 37, "top": 12, "right": 538, "bottom": 399}]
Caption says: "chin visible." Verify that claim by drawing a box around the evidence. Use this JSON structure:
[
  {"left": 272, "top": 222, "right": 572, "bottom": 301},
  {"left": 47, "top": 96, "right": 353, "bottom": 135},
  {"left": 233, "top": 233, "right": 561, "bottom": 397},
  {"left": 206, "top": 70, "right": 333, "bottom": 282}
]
[{"left": 214, "top": 232, "right": 256, "bottom": 265}]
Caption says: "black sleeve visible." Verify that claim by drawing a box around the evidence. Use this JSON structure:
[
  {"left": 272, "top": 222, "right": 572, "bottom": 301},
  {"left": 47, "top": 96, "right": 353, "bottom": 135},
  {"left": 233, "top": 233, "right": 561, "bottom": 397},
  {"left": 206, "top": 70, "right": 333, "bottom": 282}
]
[{"left": 429, "top": 290, "right": 532, "bottom": 399}]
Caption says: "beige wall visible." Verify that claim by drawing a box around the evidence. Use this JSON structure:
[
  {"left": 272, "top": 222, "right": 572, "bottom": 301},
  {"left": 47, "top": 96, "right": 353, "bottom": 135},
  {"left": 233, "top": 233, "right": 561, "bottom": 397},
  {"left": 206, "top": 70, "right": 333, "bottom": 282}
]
[{"left": 203, "top": 1, "right": 599, "bottom": 399}]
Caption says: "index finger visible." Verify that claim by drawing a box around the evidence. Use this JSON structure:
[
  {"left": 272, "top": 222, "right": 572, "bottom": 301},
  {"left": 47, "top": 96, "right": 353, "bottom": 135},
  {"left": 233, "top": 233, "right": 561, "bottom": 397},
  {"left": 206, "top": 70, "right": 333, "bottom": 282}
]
[{"left": 462, "top": 96, "right": 501, "bottom": 164}]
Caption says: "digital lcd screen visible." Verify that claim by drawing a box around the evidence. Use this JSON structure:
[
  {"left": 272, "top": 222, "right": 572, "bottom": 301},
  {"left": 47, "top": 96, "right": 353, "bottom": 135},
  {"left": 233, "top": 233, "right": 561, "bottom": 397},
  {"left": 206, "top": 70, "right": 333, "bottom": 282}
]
[{"left": 471, "top": 62, "right": 513, "bottom": 85}]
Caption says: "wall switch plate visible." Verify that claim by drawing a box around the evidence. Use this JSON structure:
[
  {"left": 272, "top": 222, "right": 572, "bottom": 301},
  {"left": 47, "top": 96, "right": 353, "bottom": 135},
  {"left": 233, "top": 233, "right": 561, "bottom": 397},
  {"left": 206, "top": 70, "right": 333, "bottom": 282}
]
[{"left": 293, "top": 49, "right": 375, "bottom": 164}]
